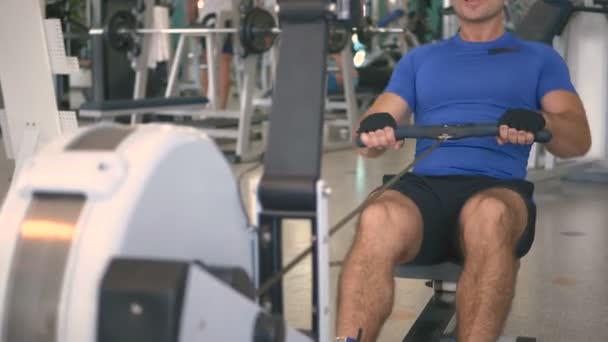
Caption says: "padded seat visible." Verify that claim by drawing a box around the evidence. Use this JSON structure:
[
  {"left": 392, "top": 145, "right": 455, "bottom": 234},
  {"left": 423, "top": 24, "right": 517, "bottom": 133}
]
[{"left": 394, "top": 260, "right": 462, "bottom": 283}]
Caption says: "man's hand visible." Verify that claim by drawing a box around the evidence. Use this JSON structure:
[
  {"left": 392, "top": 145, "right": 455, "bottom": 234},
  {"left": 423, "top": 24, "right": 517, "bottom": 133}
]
[
  {"left": 360, "top": 127, "right": 404, "bottom": 150},
  {"left": 358, "top": 113, "right": 404, "bottom": 150},
  {"left": 497, "top": 109, "right": 546, "bottom": 145}
]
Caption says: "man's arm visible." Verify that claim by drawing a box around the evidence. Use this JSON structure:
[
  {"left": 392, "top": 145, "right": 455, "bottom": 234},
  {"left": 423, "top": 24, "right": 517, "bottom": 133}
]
[
  {"left": 357, "top": 93, "right": 413, "bottom": 158},
  {"left": 542, "top": 90, "right": 591, "bottom": 158}
]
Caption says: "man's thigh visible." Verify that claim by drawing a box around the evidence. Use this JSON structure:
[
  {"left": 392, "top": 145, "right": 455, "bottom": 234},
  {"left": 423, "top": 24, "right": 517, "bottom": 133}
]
[
  {"left": 382, "top": 173, "right": 456, "bottom": 265},
  {"left": 452, "top": 178, "right": 537, "bottom": 260},
  {"left": 383, "top": 174, "right": 537, "bottom": 264}
]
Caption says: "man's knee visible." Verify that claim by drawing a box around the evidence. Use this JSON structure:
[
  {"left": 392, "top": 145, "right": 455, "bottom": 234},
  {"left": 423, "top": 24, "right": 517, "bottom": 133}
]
[
  {"left": 460, "top": 191, "right": 526, "bottom": 256},
  {"left": 355, "top": 191, "right": 423, "bottom": 262}
]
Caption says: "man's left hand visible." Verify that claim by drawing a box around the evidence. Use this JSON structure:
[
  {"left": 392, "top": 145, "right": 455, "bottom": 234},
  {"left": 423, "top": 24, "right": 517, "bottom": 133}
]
[{"left": 497, "top": 109, "right": 546, "bottom": 145}]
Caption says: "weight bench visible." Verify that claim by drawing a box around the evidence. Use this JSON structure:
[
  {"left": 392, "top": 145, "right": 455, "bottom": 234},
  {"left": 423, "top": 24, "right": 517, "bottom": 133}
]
[
  {"left": 78, "top": 96, "right": 264, "bottom": 162},
  {"left": 395, "top": 260, "right": 537, "bottom": 342},
  {"left": 78, "top": 96, "right": 209, "bottom": 121}
]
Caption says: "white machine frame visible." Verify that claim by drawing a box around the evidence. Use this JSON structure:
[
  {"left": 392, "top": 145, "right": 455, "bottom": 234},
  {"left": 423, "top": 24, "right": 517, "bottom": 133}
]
[{"left": 0, "top": 123, "right": 274, "bottom": 341}]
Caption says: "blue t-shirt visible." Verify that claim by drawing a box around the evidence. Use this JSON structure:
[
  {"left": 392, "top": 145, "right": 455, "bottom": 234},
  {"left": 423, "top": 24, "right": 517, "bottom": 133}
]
[{"left": 384, "top": 32, "right": 576, "bottom": 179}]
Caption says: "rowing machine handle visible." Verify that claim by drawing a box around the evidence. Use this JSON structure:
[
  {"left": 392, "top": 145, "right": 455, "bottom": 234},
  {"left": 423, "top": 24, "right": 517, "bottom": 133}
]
[{"left": 355, "top": 124, "right": 552, "bottom": 147}]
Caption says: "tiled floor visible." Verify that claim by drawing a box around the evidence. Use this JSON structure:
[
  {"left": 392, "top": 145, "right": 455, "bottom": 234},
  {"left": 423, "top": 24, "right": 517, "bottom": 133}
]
[{"left": 1, "top": 131, "right": 606, "bottom": 341}]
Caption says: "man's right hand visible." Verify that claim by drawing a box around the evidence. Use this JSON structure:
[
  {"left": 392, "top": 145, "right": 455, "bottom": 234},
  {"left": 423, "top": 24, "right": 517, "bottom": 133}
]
[{"left": 358, "top": 112, "right": 404, "bottom": 150}]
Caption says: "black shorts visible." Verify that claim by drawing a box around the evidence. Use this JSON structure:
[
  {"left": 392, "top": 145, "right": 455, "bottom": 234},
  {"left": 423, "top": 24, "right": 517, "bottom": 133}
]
[{"left": 382, "top": 173, "right": 536, "bottom": 265}]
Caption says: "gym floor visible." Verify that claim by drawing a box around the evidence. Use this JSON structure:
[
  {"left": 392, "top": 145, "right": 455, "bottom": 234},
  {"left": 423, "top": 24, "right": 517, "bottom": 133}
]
[{"left": 1, "top": 134, "right": 606, "bottom": 341}]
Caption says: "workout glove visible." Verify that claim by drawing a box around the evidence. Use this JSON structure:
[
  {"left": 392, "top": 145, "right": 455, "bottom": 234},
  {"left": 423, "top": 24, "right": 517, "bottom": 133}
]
[
  {"left": 357, "top": 112, "right": 397, "bottom": 133},
  {"left": 498, "top": 109, "right": 546, "bottom": 133}
]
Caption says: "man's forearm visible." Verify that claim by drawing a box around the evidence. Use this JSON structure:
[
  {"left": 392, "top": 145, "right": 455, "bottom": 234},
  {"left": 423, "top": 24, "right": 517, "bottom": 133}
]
[{"left": 543, "top": 110, "right": 591, "bottom": 158}]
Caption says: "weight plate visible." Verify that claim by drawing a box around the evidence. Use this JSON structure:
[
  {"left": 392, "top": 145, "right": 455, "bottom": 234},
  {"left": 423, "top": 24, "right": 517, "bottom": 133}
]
[
  {"left": 356, "top": 16, "right": 373, "bottom": 47},
  {"left": 240, "top": 7, "right": 277, "bottom": 55},
  {"left": 106, "top": 10, "right": 137, "bottom": 52},
  {"left": 328, "top": 20, "right": 349, "bottom": 54},
  {"left": 200, "top": 13, "right": 217, "bottom": 28}
]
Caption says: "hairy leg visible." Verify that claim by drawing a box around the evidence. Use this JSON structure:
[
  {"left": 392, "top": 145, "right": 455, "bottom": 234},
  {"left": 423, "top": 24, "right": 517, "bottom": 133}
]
[
  {"left": 457, "top": 188, "right": 528, "bottom": 342},
  {"left": 200, "top": 51, "right": 208, "bottom": 96},
  {"left": 218, "top": 53, "right": 233, "bottom": 110},
  {"left": 336, "top": 190, "right": 423, "bottom": 342}
]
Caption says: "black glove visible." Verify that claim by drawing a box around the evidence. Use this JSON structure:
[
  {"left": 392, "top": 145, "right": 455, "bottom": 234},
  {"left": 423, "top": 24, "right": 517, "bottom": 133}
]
[
  {"left": 357, "top": 112, "right": 397, "bottom": 133},
  {"left": 498, "top": 109, "right": 546, "bottom": 133}
]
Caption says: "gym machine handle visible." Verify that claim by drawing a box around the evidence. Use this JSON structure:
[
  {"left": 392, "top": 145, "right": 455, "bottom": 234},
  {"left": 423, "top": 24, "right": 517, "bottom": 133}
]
[{"left": 355, "top": 124, "right": 553, "bottom": 147}]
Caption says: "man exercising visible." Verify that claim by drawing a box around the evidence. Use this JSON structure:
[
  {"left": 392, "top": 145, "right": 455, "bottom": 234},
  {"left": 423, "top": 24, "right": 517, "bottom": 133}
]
[{"left": 336, "top": 0, "right": 591, "bottom": 342}]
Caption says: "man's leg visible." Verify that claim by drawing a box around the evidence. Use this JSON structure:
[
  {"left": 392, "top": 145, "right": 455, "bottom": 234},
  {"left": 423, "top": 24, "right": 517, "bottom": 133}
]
[
  {"left": 336, "top": 190, "right": 424, "bottom": 342},
  {"left": 218, "top": 52, "right": 233, "bottom": 110},
  {"left": 200, "top": 51, "right": 208, "bottom": 95},
  {"left": 456, "top": 188, "right": 529, "bottom": 342}
]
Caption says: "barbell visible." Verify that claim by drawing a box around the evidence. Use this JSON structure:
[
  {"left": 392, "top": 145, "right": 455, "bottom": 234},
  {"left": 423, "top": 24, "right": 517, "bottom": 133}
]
[{"left": 90, "top": 7, "right": 409, "bottom": 56}]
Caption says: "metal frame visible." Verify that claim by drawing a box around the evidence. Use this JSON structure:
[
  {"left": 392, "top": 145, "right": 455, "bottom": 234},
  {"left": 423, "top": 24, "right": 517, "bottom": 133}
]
[
  {"left": 256, "top": 180, "right": 331, "bottom": 342},
  {"left": 0, "top": 0, "right": 77, "bottom": 177},
  {"left": 257, "top": 2, "right": 329, "bottom": 340},
  {"left": 315, "top": 180, "right": 331, "bottom": 342},
  {"left": 79, "top": 103, "right": 209, "bottom": 120},
  {"left": 131, "top": 0, "right": 155, "bottom": 110},
  {"left": 396, "top": 266, "right": 538, "bottom": 341},
  {"left": 324, "top": 41, "right": 360, "bottom": 151},
  {"left": 83, "top": 0, "right": 263, "bottom": 162},
  {"left": 162, "top": 10, "right": 262, "bottom": 162}
]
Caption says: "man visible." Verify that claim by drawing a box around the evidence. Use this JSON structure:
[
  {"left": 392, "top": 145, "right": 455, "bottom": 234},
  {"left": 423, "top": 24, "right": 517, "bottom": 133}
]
[
  {"left": 188, "top": 0, "right": 234, "bottom": 110},
  {"left": 335, "top": 0, "right": 591, "bottom": 342}
]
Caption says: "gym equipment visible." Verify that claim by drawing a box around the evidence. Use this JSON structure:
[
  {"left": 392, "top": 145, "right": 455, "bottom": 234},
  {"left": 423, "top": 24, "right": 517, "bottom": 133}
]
[
  {"left": 355, "top": 124, "right": 552, "bottom": 147},
  {"left": 0, "top": 0, "right": 78, "bottom": 178},
  {"left": 397, "top": 260, "right": 539, "bottom": 341},
  {"left": 239, "top": 7, "right": 280, "bottom": 55},
  {"left": 355, "top": 16, "right": 408, "bottom": 47},
  {"left": 78, "top": 97, "right": 209, "bottom": 119},
  {"left": 81, "top": 1, "right": 269, "bottom": 163},
  {"left": 89, "top": 7, "right": 280, "bottom": 55},
  {"left": 253, "top": 42, "right": 360, "bottom": 153},
  {"left": 328, "top": 20, "right": 351, "bottom": 54},
  {"left": 89, "top": 4, "right": 407, "bottom": 56},
  {"left": 0, "top": 121, "right": 551, "bottom": 342},
  {"left": 517, "top": 0, "right": 608, "bottom": 44},
  {"left": 515, "top": 0, "right": 573, "bottom": 44},
  {"left": 0, "top": 123, "right": 309, "bottom": 341},
  {"left": 354, "top": 125, "right": 549, "bottom": 342},
  {"left": 106, "top": 10, "right": 139, "bottom": 53},
  {"left": 0, "top": 1, "right": 553, "bottom": 342},
  {"left": 0, "top": 1, "right": 344, "bottom": 341}
]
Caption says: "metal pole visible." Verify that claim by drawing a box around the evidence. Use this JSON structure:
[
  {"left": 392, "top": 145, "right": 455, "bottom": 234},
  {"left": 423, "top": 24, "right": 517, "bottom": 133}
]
[
  {"left": 165, "top": 34, "right": 186, "bottom": 97},
  {"left": 90, "top": 26, "right": 406, "bottom": 36}
]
